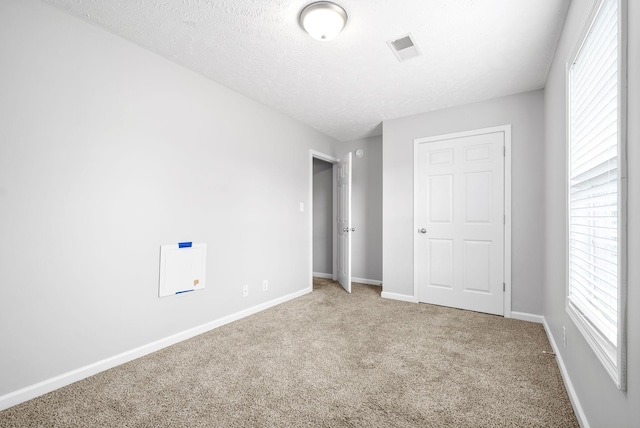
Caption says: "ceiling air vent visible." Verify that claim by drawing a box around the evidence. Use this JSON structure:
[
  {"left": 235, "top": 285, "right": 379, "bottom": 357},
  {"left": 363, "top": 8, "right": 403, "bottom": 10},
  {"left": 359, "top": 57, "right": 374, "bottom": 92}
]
[{"left": 387, "top": 33, "right": 421, "bottom": 62}]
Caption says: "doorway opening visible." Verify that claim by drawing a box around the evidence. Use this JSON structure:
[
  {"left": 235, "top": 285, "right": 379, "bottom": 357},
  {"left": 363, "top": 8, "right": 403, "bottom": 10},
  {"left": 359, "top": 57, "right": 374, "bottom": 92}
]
[
  {"left": 312, "top": 157, "right": 335, "bottom": 281},
  {"left": 309, "top": 149, "right": 352, "bottom": 294}
]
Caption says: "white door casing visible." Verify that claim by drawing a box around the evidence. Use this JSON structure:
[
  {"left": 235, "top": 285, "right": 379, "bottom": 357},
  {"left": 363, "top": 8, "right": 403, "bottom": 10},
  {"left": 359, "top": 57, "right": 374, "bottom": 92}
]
[
  {"left": 414, "top": 126, "right": 511, "bottom": 316},
  {"left": 337, "top": 152, "right": 352, "bottom": 293}
]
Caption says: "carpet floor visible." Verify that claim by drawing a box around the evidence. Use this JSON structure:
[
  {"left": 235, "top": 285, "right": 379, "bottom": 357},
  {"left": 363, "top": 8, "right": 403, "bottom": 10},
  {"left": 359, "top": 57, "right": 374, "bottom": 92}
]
[{"left": 0, "top": 278, "right": 578, "bottom": 427}]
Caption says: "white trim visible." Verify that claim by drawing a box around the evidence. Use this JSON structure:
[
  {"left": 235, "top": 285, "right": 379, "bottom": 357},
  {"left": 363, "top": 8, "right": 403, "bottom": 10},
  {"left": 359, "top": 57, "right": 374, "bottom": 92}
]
[
  {"left": 313, "top": 273, "right": 381, "bottom": 286},
  {"left": 0, "top": 287, "right": 312, "bottom": 412},
  {"left": 564, "top": 0, "right": 627, "bottom": 390},
  {"left": 618, "top": 0, "right": 629, "bottom": 392},
  {"left": 332, "top": 164, "right": 338, "bottom": 281},
  {"left": 510, "top": 311, "right": 544, "bottom": 324},
  {"left": 312, "top": 272, "right": 333, "bottom": 279},
  {"left": 503, "top": 125, "right": 512, "bottom": 318},
  {"left": 352, "top": 277, "right": 382, "bottom": 286},
  {"left": 309, "top": 150, "right": 340, "bottom": 287},
  {"left": 381, "top": 291, "right": 419, "bottom": 303},
  {"left": 542, "top": 318, "right": 590, "bottom": 428},
  {"left": 309, "top": 150, "right": 339, "bottom": 164},
  {"left": 413, "top": 125, "right": 512, "bottom": 317}
]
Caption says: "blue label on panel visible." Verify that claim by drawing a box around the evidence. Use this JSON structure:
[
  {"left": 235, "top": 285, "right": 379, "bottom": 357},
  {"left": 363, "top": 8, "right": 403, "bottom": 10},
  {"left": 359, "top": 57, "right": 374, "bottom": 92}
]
[
  {"left": 175, "top": 289, "right": 194, "bottom": 294},
  {"left": 178, "top": 242, "right": 192, "bottom": 248}
]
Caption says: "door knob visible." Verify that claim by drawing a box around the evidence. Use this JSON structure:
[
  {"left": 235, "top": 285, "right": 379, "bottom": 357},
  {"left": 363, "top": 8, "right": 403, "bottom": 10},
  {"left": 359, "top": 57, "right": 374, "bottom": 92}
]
[
  {"left": 343, "top": 227, "right": 349, "bottom": 232},
  {"left": 419, "top": 228, "right": 427, "bottom": 234},
  {"left": 351, "top": 227, "right": 356, "bottom": 232}
]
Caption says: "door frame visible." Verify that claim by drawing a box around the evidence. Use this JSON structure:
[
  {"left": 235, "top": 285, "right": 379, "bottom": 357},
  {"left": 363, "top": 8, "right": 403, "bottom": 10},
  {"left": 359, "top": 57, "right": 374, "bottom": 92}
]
[
  {"left": 309, "top": 150, "right": 340, "bottom": 289},
  {"left": 413, "top": 125, "right": 512, "bottom": 317}
]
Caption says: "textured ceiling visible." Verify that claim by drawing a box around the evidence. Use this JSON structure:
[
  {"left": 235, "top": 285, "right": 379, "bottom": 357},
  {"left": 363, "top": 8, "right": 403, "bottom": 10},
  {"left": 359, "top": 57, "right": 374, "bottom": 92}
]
[{"left": 41, "top": 0, "right": 570, "bottom": 142}]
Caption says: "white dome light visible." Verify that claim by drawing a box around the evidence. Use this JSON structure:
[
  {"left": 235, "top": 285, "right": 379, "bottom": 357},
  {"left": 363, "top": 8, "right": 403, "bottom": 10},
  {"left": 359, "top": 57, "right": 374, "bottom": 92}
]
[{"left": 299, "top": 2, "right": 347, "bottom": 41}]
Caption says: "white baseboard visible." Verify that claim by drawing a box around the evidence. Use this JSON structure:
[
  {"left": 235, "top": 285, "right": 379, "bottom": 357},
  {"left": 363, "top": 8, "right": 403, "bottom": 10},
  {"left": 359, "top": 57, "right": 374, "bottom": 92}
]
[
  {"left": 312, "top": 272, "right": 333, "bottom": 279},
  {"left": 312, "top": 273, "right": 381, "bottom": 286},
  {"left": 0, "top": 287, "right": 312, "bottom": 412},
  {"left": 511, "top": 311, "right": 544, "bottom": 324},
  {"left": 542, "top": 317, "right": 589, "bottom": 428},
  {"left": 352, "top": 277, "right": 382, "bottom": 286},
  {"left": 381, "top": 291, "right": 418, "bottom": 303}
]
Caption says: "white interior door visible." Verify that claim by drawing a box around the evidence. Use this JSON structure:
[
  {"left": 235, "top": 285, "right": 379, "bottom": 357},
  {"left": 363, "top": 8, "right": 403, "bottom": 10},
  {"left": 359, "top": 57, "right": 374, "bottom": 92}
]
[
  {"left": 415, "top": 130, "right": 505, "bottom": 315},
  {"left": 337, "top": 152, "right": 352, "bottom": 293}
]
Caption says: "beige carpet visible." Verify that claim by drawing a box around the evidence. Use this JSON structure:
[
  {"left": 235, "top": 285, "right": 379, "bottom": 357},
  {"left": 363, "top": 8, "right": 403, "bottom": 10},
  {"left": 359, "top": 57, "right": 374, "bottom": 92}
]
[{"left": 0, "top": 278, "right": 578, "bottom": 427}]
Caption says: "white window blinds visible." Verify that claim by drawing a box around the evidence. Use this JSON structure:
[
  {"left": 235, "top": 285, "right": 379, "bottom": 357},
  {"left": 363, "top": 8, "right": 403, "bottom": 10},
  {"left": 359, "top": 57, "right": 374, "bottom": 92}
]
[{"left": 567, "top": 0, "right": 626, "bottom": 389}]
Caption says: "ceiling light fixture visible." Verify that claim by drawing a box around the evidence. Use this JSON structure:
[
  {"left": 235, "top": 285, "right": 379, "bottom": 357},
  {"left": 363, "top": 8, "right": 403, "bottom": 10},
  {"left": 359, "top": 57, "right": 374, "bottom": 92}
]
[{"left": 299, "top": 2, "right": 347, "bottom": 41}]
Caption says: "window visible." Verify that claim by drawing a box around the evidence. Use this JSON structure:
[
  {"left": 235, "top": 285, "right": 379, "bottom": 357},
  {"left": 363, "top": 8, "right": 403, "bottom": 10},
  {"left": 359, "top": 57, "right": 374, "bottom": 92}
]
[{"left": 567, "top": 0, "right": 627, "bottom": 389}]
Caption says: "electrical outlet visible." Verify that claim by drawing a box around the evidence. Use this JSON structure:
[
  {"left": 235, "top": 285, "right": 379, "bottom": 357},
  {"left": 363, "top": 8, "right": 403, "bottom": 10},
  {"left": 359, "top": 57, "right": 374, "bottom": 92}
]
[
  {"left": 262, "top": 280, "right": 268, "bottom": 291},
  {"left": 563, "top": 326, "right": 566, "bottom": 347},
  {"left": 242, "top": 284, "right": 248, "bottom": 297}
]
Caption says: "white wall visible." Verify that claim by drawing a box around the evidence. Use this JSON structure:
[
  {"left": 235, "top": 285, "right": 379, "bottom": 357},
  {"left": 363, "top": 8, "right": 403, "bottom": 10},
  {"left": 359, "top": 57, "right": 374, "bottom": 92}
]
[
  {"left": 0, "top": 0, "right": 338, "bottom": 399},
  {"left": 382, "top": 90, "right": 545, "bottom": 314},
  {"left": 543, "top": 0, "right": 639, "bottom": 426},
  {"left": 337, "top": 136, "right": 383, "bottom": 283},
  {"left": 313, "top": 158, "right": 333, "bottom": 275}
]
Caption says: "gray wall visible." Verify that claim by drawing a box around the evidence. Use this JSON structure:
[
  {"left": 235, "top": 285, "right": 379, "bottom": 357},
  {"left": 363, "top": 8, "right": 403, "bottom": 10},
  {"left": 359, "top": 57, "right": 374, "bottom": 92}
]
[
  {"left": 0, "top": 0, "right": 338, "bottom": 397},
  {"left": 337, "top": 137, "right": 383, "bottom": 283},
  {"left": 382, "top": 90, "right": 545, "bottom": 314},
  {"left": 313, "top": 158, "right": 333, "bottom": 275},
  {"left": 543, "top": 0, "right": 639, "bottom": 425}
]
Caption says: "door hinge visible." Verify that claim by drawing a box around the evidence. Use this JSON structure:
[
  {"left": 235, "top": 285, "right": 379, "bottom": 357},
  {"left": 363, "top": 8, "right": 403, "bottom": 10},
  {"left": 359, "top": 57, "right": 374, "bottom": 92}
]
[
  {"left": 503, "top": 214, "right": 506, "bottom": 225},
  {"left": 503, "top": 283, "right": 506, "bottom": 292},
  {"left": 504, "top": 146, "right": 506, "bottom": 156}
]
